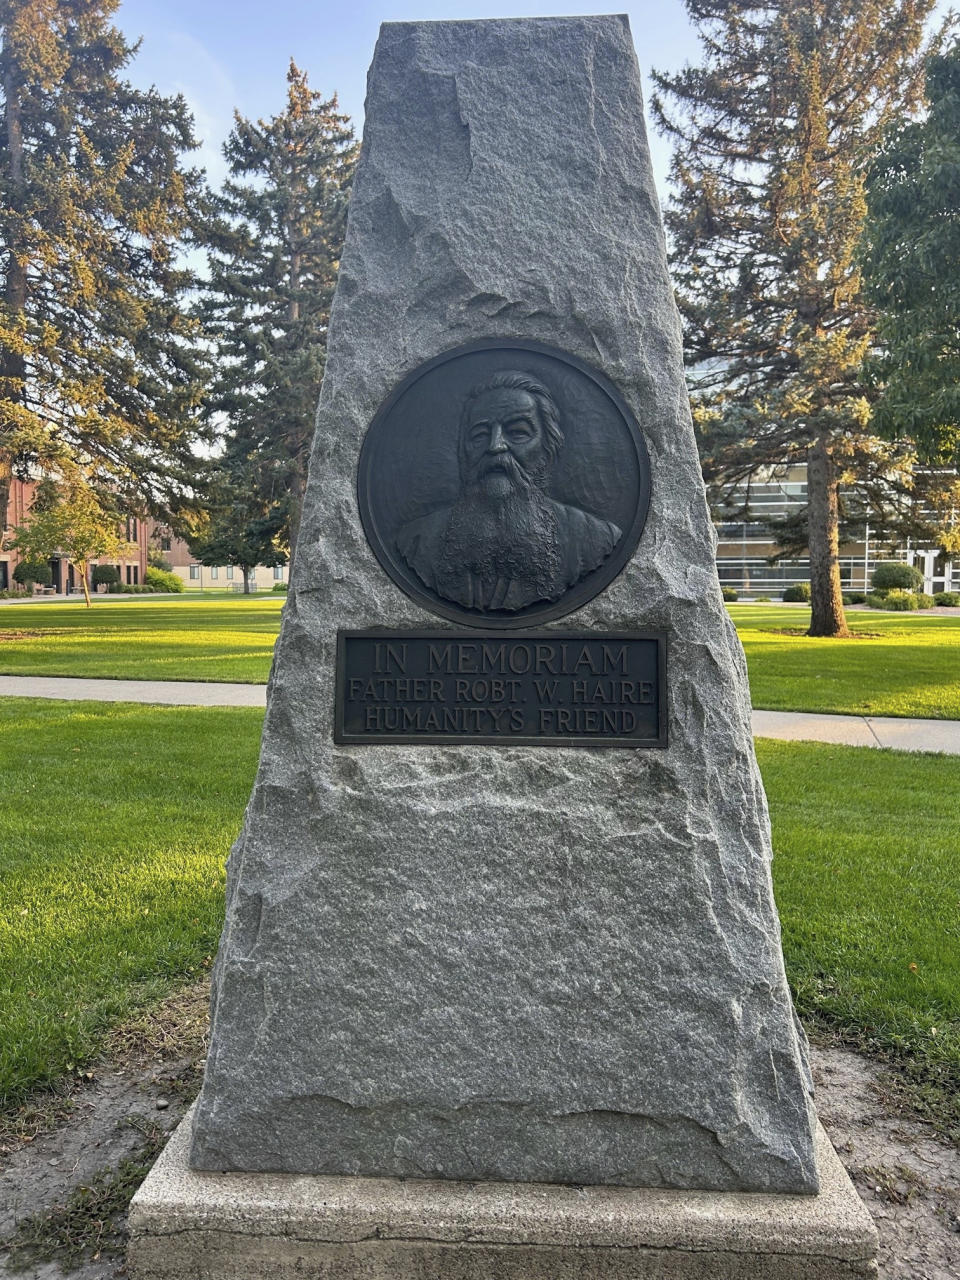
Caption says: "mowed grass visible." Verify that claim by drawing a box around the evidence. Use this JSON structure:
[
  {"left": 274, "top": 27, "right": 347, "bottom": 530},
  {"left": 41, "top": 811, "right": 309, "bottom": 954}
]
[
  {"left": 760, "top": 739, "right": 960, "bottom": 1129},
  {"left": 0, "top": 596, "right": 283, "bottom": 683},
  {"left": 2, "top": 696, "right": 958, "bottom": 1124},
  {"left": 732, "top": 604, "right": 960, "bottom": 719},
  {"left": 1, "top": 597, "right": 958, "bottom": 719},
  {"left": 0, "top": 698, "right": 262, "bottom": 1105}
]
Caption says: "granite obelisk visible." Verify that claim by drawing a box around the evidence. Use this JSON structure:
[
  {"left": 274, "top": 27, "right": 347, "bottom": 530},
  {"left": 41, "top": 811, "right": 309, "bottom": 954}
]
[{"left": 189, "top": 15, "right": 819, "bottom": 1194}]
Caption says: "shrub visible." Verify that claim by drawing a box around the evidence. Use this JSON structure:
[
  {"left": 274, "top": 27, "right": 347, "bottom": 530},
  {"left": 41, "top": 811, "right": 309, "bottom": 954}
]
[
  {"left": 915, "top": 592, "right": 935, "bottom": 610},
  {"left": 869, "top": 588, "right": 918, "bottom": 611},
  {"left": 92, "top": 564, "right": 120, "bottom": 587},
  {"left": 846, "top": 591, "right": 866, "bottom": 605},
  {"left": 782, "top": 582, "right": 811, "bottom": 602},
  {"left": 721, "top": 586, "right": 738, "bottom": 601},
  {"left": 871, "top": 561, "right": 923, "bottom": 592},
  {"left": 934, "top": 591, "right": 960, "bottom": 607},
  {"left": 148, "top": 549, "right": 173, "bottom": 571},
  {"left": 271, "top": 581, "right": 289, "bottom": 593},
  {"left": 13, "top": 559, "right": 53, "bottom": 587},
  {"left": 145, "top": 566, "right": 184, "bottom": 593},
  {"left": 754, "top": 595, "right": 771, "bottom": 602}
]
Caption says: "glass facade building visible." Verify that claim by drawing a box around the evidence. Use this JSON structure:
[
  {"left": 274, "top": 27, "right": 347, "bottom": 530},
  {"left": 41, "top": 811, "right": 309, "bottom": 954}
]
[{"left": 711, "top": 465, "right": 957, "bottom": 596}]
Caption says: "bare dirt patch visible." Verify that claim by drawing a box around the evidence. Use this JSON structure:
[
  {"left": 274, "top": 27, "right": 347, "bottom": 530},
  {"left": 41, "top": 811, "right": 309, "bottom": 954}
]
[
  {"left": 1, "top": 990, "right": 958, "bottom": 1279},
  {"left": 813, "top": 1046, "right": 960, "bottom": 1279},
  {"left": 0, "top": 984, "right": 208, "bottom": 1279},
  {"left": 764, "top": 627, "right": 883, "bottom": 638}
]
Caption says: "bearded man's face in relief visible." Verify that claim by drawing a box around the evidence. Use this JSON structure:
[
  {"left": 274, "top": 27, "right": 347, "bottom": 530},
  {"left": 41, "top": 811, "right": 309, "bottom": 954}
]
[
  {"left": 460, "top": 387, "right": 550, "bottom": 498},
  {"left": 393, "top": 372, "right": 622, "bottom": 612},
  {"left": 434, "top": 384, "right": 562, "bottom": 606}
]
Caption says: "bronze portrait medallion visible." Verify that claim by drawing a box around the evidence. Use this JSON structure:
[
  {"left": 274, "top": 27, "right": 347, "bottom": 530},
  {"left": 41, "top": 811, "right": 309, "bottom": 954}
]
[{"left": 357, "top": 340, "right": 651, "bottom": 628}]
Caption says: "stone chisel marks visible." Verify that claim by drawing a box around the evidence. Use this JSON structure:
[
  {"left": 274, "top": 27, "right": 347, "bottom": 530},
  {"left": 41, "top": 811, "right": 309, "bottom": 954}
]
[{"left": 188, "top": 15, "right": 820, "bottom": 1197}]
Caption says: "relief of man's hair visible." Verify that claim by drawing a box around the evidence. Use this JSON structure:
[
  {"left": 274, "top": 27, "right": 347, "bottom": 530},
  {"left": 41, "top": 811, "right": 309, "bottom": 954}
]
[{"left": 459, "top": 372, "right": 564, "bottom": 464}]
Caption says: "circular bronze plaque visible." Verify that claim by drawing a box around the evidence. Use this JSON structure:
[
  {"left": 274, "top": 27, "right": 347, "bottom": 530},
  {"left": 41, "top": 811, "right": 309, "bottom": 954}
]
[{"left": 357, "top": 340, "right": 651, "bottom": 628}]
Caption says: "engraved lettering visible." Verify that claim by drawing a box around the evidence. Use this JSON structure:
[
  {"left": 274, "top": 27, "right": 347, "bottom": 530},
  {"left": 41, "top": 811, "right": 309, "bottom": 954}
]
[
  {"left": 573, "top": 645, "right": 600, "bottom": 673},
  {"left": 535, "top": 644, "right": 560, "bottom": 674},
  {"left": 602, "top": 645, "right": 629, "bottom": 673},
  {"left": 428, "top": 644, "right": 453, "bottom": 672},
  {"left": 508, "top": 644, "right": 531, "bottom": 674},
  {"left": 481, "top": 643, "right": 508, "bottom": 672},
  {"left": 338, "top": 633, "right": 662, "bottom": 746}
]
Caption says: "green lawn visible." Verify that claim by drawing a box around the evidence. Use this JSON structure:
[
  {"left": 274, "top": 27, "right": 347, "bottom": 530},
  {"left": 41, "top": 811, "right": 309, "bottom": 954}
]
[
  {"left": 732, "top": 604, "right": 960, "bottom": 719},
  {"left": 760, "top": 738, "right": 960, "bottom": 1130},
  {"left": 2, "top": 698, "right": 958, "bottom": 1126},
  {"left": 0, "top": 698, "right": 262, "bottom": 1104},
  {"left": 0, "top": 596, "right": 283, "bottom": 684},
  {"left": 1, "top": 596, "right": 958, "bottom": 718}
]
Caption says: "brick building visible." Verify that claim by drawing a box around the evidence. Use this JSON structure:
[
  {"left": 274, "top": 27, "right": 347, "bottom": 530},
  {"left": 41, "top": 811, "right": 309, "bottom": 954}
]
[{"left": 0, "top": 477, "right": 148, "bottom": 595}]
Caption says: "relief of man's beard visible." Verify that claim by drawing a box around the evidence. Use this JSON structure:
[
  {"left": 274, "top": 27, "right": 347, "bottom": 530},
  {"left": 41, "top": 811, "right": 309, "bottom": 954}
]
[{"left": 436, "top": 453, "right": 563, "bottom": 610}]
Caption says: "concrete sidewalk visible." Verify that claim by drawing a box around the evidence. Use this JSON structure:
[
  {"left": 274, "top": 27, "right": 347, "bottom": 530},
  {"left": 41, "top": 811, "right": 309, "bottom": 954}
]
[
  {"left": 751, "top": 709, "right": 960, "bottom": 755},
  {"left": 1, "top": 673, "right": 958, "bottom": 753},
  {"left": 0, "top": 674, "right": 266, "bottom": 707}
]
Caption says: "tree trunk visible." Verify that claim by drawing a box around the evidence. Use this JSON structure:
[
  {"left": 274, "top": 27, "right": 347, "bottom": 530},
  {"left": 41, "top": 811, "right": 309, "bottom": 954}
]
[
  {"left": 806, "top": 437, "right": 850, "bottom": 637},
  {"left": 1, "top": 61, "right": 27, "bottom": 550},
  {"left": 75, "top": 560, "right": 92, "bottom": 607},
  {"left": 243, "top": 567, "right": 252, "bottom": 594},
  {"left": 0, "top": 457, "right": 11, "bottom": 552}
]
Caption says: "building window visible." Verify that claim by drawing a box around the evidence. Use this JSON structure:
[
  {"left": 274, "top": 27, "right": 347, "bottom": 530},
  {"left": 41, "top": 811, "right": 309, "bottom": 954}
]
[
  {"left": 273, "top": 565, "right": 283, "bottom": 580},
  {"left": 189, "top": 565, "right": 199, "bottom": 580},
  {"left": 226, "top": 566, "right": 234, "bottom": 579},
  {"left": 160, "top": 535, "right": 171, "bottom": 552},
  {"left": 210, "top": 566, "right": 218, "bottom": 580}
]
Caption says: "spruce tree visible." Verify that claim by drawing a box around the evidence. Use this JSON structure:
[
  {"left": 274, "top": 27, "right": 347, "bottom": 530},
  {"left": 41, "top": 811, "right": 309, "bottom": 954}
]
[
  {"left": 200, "top": 61, "right": 358, "bottom": 565},
  {"left": 652, "top": 0, "right": 937, "bottom": 636},
  {"left": 0, "top": 0, "right": 208, "bottom": 544},
  {"left": 863, "top": 42, "right": 960, "bottom": 469}
]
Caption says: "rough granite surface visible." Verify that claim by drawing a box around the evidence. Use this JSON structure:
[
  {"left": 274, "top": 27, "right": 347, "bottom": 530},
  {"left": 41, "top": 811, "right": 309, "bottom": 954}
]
[{"left": 189, "top": 16, "right": 819, "bottom": 1193}]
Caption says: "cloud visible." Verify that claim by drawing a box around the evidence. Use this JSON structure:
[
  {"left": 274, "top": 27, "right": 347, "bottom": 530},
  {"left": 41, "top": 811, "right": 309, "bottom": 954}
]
[{"left": 127, "top": 27, "right": 238, "bottom": 188}]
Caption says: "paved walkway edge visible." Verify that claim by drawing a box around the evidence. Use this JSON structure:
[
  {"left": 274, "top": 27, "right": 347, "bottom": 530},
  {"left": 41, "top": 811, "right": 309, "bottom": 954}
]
[
  {"left": 751, "top": 709, "right": 960, "bottom": 755},
  {"left": 0, "top": 675, "right": 267, "bottom": 707},
  {"left": 0, "top": 675, "right": 957, "bottom": 753}
]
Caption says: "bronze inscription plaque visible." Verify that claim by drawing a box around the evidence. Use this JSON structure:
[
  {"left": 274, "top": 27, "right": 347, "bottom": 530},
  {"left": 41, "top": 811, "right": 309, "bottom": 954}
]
[
  {"left": 335, "top": 631, "right": 666, "bottom": 747},
  {"left": 357, "top": 340, "right": 651, "bottom": 628}
]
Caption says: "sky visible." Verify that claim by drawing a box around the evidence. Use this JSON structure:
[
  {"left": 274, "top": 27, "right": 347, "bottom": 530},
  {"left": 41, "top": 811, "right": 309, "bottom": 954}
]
[{"left": 115, "top": 1, "right": 704, "bottom": 195}]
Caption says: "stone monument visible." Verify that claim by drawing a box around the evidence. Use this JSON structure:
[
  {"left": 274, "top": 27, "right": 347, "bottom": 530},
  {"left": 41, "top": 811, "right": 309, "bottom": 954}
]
[{"left": 128, "top": 15, "right": 878, "bottom": 1278}]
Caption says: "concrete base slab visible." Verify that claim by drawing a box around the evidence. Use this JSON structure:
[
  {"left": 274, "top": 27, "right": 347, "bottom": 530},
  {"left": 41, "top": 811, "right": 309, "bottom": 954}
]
[{"left": 127, "top": 1110, "right": 877, "bottom": 1279}]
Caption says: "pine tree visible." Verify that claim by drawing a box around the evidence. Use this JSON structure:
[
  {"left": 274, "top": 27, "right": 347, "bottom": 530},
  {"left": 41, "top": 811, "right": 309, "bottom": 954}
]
[
  {"left": 863, "top": 41, "right": 960, "bottom": 469},
  {"left": 200, "top": 61, "right": 358, "bottom": 565},
  {"left": 0, "top": 0, "right": 209, "bottom": 546},
  {"left": 186, "top": 437, "right": 288, "bottom": 593},
  {"left": 652, "top": 0, "right": 938, "bottom": 636}
]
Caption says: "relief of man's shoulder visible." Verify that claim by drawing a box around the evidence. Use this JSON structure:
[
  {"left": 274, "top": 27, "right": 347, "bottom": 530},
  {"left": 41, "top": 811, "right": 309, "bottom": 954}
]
[
  {"left": 395, "top": 507, "right": 451, "bottom": 589},
  {"left": 549, "top": 500, "right": 622, "bottom": 584}
]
